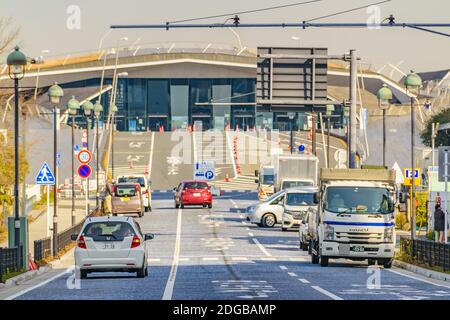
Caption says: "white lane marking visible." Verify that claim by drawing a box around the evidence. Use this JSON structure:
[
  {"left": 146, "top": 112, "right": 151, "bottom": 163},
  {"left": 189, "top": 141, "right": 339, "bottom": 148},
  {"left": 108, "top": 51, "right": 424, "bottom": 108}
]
[
  {"left": 287, "top": 272, "right": 298, "bottom": 277},
  {"left": 311, "top": 286, "right": 344, "bottom": 300},
  {"left": 248, "top": 232, "right": 254, "bottom": 237},
  {"left": 162, "top": 208, "right": 182, "bottom": 300},
  {"left": 232, "top": 257, "right": 248, "bottom": 261},
  {"left": 5, "top": 267, "right": 74, "bottom": 300},
  {"left": 387, "top": 268, "right": 450, "bottom": 288},
  {"left": 252, "top": 238, "right": 272, "bottom": 257},
  {"left": 148, "top": 132, "right": 155, "bottom": 180},
  {"left": 230, "top": 199, "right": 238, "bottom": 209},
  {"left": 147, "top": 258, "right": 161, "bottom": 262},
  {"left": 203, "top": 257, "right": 219, "bottom": 261},
  {"left": 246, "top": 228, "right": 250, "bottom": 231},
  {"left": 239, "top": 215, "right": 244, "bottom": 218},
  {"left": 299, "top": 278, "right": 310, "bottom": 284},
  {"left": 279, "top": 266, "right": 287, "bottom": 270},
  {"left": 290, "top": 257, "right": 308, "bottom": 261},
  {"left": 178, "top": 258, "right": 190, "bottom": 262}
]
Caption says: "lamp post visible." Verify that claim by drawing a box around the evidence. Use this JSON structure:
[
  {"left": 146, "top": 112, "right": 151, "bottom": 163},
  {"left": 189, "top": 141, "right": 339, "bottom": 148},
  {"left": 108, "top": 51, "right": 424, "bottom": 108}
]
[
  {"left": 288, "top": 113, "right": 295, "bottom": 154},
  {"left": 67, "top": 96, "right": 80, "bottom": 226},
  {"left": 93, "top": 101, "right": 103, "bottom": 209},
  {"left": 377, "top": 84, "right": 393, "bottom": 168},
  {"left": 110, "top": 103, "right": 118, "bottom": 180},
  {"left": 82, "top": 101, "right": 93, "bottom": 216},
  {"left": 6, "top": 46, "right": 27, "bottom": 254},
  {"left": 404, "top": 70, "right": 422, "bottom": 240},
  {"left": 47, "top": 82, "right": 64, "bottom": 256}
]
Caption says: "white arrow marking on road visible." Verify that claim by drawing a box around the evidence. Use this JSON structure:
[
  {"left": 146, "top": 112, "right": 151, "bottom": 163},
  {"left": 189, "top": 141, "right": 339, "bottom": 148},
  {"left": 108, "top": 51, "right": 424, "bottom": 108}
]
[{"left": 129, "top": 142, "right": 145, "bottom": 148}]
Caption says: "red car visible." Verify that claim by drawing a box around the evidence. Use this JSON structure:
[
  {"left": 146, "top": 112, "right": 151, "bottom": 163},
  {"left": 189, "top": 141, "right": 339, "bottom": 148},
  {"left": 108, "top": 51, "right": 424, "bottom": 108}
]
[{"left": 174, "top": 180, "right": 212, "bottom": 208}]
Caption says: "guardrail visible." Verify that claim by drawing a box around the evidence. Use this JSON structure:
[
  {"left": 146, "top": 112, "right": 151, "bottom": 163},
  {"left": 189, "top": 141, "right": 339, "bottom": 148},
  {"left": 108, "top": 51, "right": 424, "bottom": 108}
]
[
  {"left": 56, "top": 220, "right": 85, "bottom": 254},
  {"left": 33, "top": 237, "right": 51, "bottom": 262},
  {"left": 400, "top": 236, "right": 450, "bottom": 272},
  {"left": 0, "top": 245, "right": 23, "bottom": 283}
]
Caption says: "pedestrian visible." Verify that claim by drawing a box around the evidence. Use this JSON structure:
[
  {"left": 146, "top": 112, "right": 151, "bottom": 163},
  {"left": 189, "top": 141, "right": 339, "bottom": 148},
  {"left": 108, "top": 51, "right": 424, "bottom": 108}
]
[{"left": 434, "top": 204, "right": 445, "bottom": 243}]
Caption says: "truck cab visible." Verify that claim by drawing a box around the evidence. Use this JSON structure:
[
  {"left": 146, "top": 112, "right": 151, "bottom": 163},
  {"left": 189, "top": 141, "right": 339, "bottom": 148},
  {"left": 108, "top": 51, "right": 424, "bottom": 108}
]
[
  {"left": 255, "top": 166, "right": 275, "bottom": 201},
  {"left": 310, "top": 168, "right": 396, "bottom": 268}
]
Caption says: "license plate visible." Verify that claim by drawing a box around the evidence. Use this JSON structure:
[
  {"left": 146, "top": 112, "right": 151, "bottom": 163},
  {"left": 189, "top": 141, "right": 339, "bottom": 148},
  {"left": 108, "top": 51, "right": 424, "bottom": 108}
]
[
  {"left": 350, "top": 245, "right": 365, "bottom": 252},
  {"left": 121, "top": 197, "right": 130, "bottom": 202},
  {"left": 193, "top": 193, "right": 201, "bottom": 197},
  {"left": 102, "top": 243, "right": 116, "bottom": 249}
]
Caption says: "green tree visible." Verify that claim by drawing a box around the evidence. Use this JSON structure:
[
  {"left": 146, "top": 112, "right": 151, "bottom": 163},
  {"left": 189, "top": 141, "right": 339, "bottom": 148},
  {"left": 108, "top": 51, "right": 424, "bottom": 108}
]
[{"left": 420, "top": 108, "right": 450, "bottom": 147}]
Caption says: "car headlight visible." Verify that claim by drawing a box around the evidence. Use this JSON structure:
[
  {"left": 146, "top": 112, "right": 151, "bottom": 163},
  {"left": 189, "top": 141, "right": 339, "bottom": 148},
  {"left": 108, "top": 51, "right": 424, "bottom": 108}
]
[
  {"left": 323, "top": 224, "right": 335, "bottom": 240},
  {"left": 384, "top": 227, "right": 394, "bottom": 243}
]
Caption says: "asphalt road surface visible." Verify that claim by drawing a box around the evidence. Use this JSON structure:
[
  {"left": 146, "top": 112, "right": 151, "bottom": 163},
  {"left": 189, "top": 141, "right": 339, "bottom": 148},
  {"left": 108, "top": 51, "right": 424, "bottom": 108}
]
[{"left": 8, "top": 192, "right": 450, "bottom": 300}]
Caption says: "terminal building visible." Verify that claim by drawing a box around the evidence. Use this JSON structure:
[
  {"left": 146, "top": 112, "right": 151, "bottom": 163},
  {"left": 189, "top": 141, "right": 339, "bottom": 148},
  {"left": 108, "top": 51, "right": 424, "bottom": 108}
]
[{"left": 0, "top": 43, "right": 412, "bottom": 132}]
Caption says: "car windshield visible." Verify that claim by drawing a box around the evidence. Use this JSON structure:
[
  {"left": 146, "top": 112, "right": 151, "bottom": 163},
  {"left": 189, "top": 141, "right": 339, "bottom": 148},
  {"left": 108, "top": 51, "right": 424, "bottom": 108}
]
[
  {"left": 286, "top": 193, "right": 315, "bottom": 206},
  {"left": 325, "top": 187, "right": 394, "bottom": 214},
  {"left": 282, "top": 181, "right": 314, "bottom": 189},
  {"left": 118, "top": 177, "right": 145, "bottom": 187},
  {"left": 262, "top": 174, "right": 274, "bottom": 184},
  {"left": 184, "top": 182, "right": 208, "bottom": 189},
  {"left": 83, "top": 221, "right": 135, "bottom": 240},
  {"left": 115, "top": 185, "right": 137, "bottom": 197},
  {"left": 265, "top": 190, "right": 285, "bottom": 203}
]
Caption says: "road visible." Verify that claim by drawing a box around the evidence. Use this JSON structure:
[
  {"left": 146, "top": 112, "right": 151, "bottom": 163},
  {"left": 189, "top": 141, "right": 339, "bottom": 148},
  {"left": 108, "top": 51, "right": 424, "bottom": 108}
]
[{"left": 6, "top": 191, "right": 450, "bottom": 300}]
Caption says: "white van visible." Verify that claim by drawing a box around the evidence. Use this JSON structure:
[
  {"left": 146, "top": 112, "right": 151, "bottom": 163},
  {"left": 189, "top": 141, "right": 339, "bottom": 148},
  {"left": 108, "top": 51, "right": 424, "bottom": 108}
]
[
  {"left": 281, "top": 187, "right": 318, "bottom": 231},
  {"left": 117, "top": 175, "right": 152, "bottom": 212}
]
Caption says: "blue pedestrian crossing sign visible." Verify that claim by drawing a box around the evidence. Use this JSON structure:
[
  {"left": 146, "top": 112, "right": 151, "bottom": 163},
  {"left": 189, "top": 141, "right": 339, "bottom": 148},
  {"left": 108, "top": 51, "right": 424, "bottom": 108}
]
[{"left": 36, "top": 162, "right": 55, "bottom": 185}]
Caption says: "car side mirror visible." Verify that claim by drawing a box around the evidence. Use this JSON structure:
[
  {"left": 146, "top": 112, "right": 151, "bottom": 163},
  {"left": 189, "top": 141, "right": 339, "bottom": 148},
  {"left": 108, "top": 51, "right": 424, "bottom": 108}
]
[
  {"left": 70, "top": 234, "right": 78, "bottom": 241},
  {"left": 313, "top": 192, "right": 320, "bottom": 204},
  {"left": 144, "top": 233, "right": 154, "bottom": 241}
]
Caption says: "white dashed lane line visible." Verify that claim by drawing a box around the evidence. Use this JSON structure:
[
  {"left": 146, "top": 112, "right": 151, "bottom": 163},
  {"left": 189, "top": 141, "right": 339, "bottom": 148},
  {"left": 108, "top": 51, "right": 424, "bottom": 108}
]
[
  {"left": 299, "top": 278, "right": 310, "bottom": 284},
  {"left": 287, "top": 272, "right": 298, "bottom": 277},
  {"left": 279, "top": 266, "right": 287, "bottom": 270},
  {"left": 311, "top": 286, "right": 344, "bottom": 300}
]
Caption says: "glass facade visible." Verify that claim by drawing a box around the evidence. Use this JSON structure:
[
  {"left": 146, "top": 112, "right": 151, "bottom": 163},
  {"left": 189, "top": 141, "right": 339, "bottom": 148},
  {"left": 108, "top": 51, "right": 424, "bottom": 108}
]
[{"left": 61, "top": 77, "right": 343, "bottom": 131}]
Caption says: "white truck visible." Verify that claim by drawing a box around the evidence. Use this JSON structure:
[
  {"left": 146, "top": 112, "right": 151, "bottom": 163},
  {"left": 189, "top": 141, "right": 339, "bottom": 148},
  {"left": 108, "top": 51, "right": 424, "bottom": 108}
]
[
  {"left": 309, "top": 168, "right": 397, "bottom": 268},
  {"left": 273, "top": 154, "right": 319, "bottom": 192},
  {"left": 255, "top": 166, "right": 275, "bottom": 201}
]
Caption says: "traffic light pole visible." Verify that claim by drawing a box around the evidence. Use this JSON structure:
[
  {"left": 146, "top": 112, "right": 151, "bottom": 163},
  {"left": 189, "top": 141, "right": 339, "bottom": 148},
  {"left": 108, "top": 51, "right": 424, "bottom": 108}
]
[{"left": 13, "top": 78, "right": 20, "bottom": 254}]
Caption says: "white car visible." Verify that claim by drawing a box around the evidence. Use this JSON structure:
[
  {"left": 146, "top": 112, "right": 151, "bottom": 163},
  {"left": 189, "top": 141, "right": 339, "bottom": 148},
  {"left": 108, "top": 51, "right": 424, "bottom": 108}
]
[
  {"left": 117, "top": 175, "right": 152, "bottom": 212},
  {"left": 73, "top": 216, "right": 154, "bottom": 279},
  {"left": 282, "top": 187, "right": 319, "bottom": 231},
  {"left": 246, "top": 190, "right": 286, "bottom": 227}
]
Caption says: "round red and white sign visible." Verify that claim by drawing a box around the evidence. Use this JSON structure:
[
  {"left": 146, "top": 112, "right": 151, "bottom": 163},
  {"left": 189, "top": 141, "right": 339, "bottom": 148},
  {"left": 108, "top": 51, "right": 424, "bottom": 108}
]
[{"left": 77, "top": 149, "right": 92, "bottom": 164}]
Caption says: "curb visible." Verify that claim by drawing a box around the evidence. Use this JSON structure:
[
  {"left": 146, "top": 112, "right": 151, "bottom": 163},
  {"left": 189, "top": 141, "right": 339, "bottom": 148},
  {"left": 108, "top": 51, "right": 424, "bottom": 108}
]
[
  {"left": 393, "top": 260, "right": 450, "bottom": 283},
  {"left": 0, "top": 265, "right": 52, "bottom": 289}
]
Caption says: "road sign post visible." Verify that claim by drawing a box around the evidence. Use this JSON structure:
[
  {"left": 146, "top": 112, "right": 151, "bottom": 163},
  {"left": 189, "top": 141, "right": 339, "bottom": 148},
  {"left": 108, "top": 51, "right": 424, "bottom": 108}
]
[
  {"left": 194, "top": 161, "right": 215, "bottom": 181},
  {"left": 438, "top": 146, "right": 450, "bottom": 243}
]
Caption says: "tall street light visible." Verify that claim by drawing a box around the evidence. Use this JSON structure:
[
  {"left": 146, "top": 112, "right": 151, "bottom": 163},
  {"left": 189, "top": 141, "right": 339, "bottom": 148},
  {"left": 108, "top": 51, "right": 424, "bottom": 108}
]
[
  {"left": 404, "top": 70, "right": 422, "bottom": 240},
  {"left": 67, "top": 96, "right": 80, "bottom": 226},
  {"left": 6, "top": 46, "right": 27, "bottom": 254},
  {"left": 47, "top": 82, "right": 64, "bottom": 256},
  {"left": 377, "top": 84, "right": 393, "bottom": 168},
  {"left": 82, "top": 101, "right": 93, "bottom": 215},
  {"left": 93, "top": 101, "right": 103, "bottom": 209}
]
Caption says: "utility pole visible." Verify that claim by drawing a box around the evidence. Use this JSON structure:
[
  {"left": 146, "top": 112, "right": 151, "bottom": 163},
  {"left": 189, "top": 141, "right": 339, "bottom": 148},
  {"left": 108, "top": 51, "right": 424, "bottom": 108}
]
[
  {"left": 349, "top": 49, "right": 358, "bottom": 168},
  {"left": 432, "top": 122, "right": 439, "bottom": 167}
]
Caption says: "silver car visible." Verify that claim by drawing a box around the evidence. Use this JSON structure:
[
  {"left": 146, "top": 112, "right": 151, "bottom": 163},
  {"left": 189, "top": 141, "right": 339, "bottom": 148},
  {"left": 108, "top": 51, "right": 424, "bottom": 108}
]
[{"left": 246, "top": 190, "right": 286, "bottom": 227}]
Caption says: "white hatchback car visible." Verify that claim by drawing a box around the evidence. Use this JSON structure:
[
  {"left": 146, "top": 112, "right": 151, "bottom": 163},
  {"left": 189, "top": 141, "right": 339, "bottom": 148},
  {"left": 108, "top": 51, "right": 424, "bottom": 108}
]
[
  {"left": 246, "top": 190, "right": 286, "bottom": 227},
  {"left": 73, "top": 216, "right": 154, "bottom": 279}
]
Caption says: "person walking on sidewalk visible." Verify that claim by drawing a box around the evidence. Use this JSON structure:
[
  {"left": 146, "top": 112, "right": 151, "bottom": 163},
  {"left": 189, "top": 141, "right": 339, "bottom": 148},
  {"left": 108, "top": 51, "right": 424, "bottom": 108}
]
[{"left": 434, "top": 204, "right": 445, "bottom": 243}]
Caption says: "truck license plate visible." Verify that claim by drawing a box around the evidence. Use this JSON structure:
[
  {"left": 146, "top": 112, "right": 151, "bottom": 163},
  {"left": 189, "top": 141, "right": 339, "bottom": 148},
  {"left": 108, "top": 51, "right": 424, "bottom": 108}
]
[{"left": 350, "top": 245, "right": 365, "bottom": 252}]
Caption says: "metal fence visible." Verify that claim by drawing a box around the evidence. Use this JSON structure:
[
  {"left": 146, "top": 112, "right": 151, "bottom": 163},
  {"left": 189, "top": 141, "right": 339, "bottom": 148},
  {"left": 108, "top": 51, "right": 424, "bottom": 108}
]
[
  {"left": 56, "top": 220, "right": 85, "bottom": 254},
  {"left": 400, "top": 236, "right": 450, "bottom": 272},
  {"left": 0, "top": 245, "right": 23, "bottom": 283},
  {"left": 33, "top": 237, "right": 51, "bottom": 262}
]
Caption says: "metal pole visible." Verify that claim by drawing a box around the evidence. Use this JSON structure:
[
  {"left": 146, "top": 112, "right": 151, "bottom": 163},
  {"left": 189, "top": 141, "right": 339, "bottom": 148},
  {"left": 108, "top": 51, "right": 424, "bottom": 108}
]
[
  {"left": 21, "top": 109, "right": 26, "bottom": 218},
  {"left": 112, "top": 117, "right": 115, "bottom": 179},
  {"left": 383, "top": 108, "right": 386, "bottom": 167},
  {"left": 349, "top": 49, "right": 357, "bottom": 168},
  {"left": 71, "top": 116, "right": 75, "bottom": 226},
  {"left": 432, "top": 123, "right": 435, "bottom": 167},
  {"left": 411, "top": 96, "right": 415, "bottom": 240},
  {"left": 311, "top": 112, "right": 317, "bottom": 156},
  {"left": 327, "top": 117, "right": 331, "bottom": 168},
  {"left": 96, "top": 116, "right": 99, "bottom": 209},
  {"left": 290, "top": 118, "right": 293, "bottom": 155},
  {"left": 445, "top": 149, "right": 448, "bottom": 244},
  {"left": 52, "top": 106, "right": 59, "bottom": 256},
  {"left": 86, "top": 117, "right": 90, "bottom": 216},
  {"left": 46, "top": 185, "right": 50, "bottom": 237},
  {"left": 13, "top": 78, "right": 20, "bottom": 250}
]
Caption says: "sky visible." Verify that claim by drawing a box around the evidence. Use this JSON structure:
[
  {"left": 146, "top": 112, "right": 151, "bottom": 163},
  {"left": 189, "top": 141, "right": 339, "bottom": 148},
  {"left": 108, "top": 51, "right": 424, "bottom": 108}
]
[{"left": 2, "top": 0, "right": 449, "bottom": 75}]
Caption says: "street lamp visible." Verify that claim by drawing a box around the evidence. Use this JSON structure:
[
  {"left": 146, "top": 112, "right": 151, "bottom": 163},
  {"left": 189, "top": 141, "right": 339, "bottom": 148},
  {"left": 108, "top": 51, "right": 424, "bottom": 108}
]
[
  {"left": 67, "top": 96, "right": 80, "bottom": 226},
  {"left": 6, "top": 46, "right": 27, "bottom": 257},
  {"left": 82, "top": 101, "right": 93, "bottom": 216},
  {"left": 404, "top": 70, "right": 422, "bottom": 240},
  {"left": 93, "top": 101, "right": 103, "bottom": 209},
  {"left": 47, "top": 82, "right": 64, "bottom": 256},
  {"left": 288, "top": 113, "right": 295, "bottom": 154},
  {"left": 377, "top": 84, "right": 393, "bottom": 168}
]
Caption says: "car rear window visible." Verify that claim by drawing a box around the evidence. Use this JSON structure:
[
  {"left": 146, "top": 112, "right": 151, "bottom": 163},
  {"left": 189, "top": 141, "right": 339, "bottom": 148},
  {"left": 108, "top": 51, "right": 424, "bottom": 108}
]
[
  {"left": 82, "top": 221, "right": 135, "bottom": 241},
  {"left": 115, "top": 185, "right": 137, "bottom": 197},
  {"left": 118, "top": 177, "right": 145, "bottom": 187},
  {"left": 184, "top": 182, "right": 208, "bottom": 189}
]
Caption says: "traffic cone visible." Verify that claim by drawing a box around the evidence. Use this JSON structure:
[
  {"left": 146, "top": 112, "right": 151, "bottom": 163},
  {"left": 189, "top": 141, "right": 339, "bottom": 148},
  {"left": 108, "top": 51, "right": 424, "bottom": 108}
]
[
  {"left": 225, "top": 174, "right": 229, "bottom": 182},
  {"left": 29, "top": 255, "right": 38, "bottom": 271}
]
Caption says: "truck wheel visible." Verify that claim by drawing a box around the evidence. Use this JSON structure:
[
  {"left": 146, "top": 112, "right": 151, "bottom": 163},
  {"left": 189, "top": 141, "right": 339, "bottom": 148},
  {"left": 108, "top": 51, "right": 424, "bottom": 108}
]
[
  {"left": 307, "top": 241, "right": 312, "bottom": 255},
  {"left": 383, "top": 258, "right": 393, "bottom": 269},
  {"left": 262, "top": 213, "right": 276, "bottom": 228},
  {"left": 368, "top": 259, "right": 376, "bottom": 266},
  {"left": 311, "top": 241, "right": 319, "bottom": 264},
  {"left": 175, "top": 202, "right": 179, "bottom": 209},
  {"left": 320, "top": 256, "right": 329, "bottom": 267},
  {"left": 302, "top": 241, "right": 309, "bottom": 251}
]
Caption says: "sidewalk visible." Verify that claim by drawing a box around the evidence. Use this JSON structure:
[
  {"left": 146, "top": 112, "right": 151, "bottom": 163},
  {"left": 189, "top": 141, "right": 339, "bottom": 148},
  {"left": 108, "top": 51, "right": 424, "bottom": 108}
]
[{"left": 0, "top": 197, "right": 96, "bottom": 252}]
